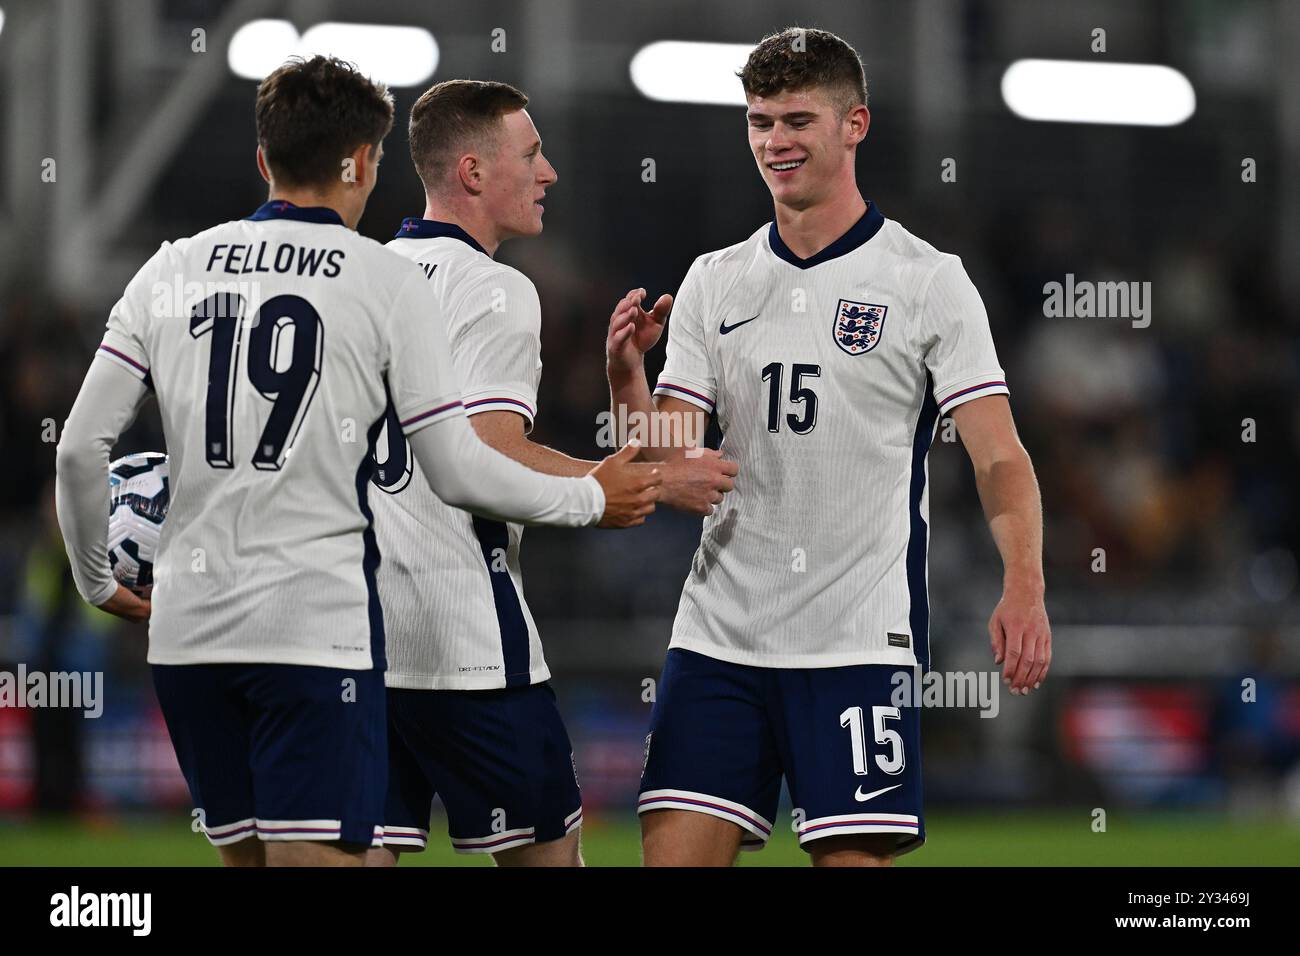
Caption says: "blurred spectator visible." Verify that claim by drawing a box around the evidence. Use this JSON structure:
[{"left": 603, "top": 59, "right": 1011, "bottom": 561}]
[
  {"left": 10, "top": 482, "right": 116, "bottom": 813},
  {"left": 1213, "top": 626, "right": 1300, "bottom": 817}
]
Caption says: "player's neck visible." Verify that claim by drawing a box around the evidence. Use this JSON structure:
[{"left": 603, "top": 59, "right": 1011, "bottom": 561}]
[
  {"left": 772, "top": 186, "right": 867, "bottom": 260},
  {"left": 420, "top": 199, "right": 501, "bottom": 258}
]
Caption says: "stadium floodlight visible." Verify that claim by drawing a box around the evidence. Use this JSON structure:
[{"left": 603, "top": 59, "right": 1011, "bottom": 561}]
[
  {"left": 1001, "top": 59, "right": 1195, "bottom": 126},
  {"left": 228, "top": 19, "right": 438, "bottom": 87},
  {"left": 228, "top": 19, "right": 299, "bottom": 79},
  {"left": 629, "top": 41, "right": 753, "bottom": 106},
  {"left": 0, "top": 9, "right": 6, "bottom": 39}
]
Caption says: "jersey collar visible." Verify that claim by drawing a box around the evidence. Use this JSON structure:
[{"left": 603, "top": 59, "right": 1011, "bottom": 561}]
[
  {"left": 394, "top": 217, "right": 488, "bottom": 255},
  {"left": 767, "top": 201, "right": 885, "bottom": 269},
  {"left": 246, "top": 200, "right": 345, "bottom": 226}
]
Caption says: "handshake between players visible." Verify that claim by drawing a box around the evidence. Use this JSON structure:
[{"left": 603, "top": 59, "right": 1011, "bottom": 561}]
[{"left": 584, "top": 437, "right": 737, "bottom": 529}]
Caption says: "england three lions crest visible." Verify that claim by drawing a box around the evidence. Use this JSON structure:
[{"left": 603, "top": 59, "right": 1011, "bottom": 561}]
[{"left": 834, "top": 300, "right": 887, "bottom": 355}]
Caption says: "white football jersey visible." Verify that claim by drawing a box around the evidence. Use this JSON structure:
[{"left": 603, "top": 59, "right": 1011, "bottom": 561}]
[
  {"left": 97, "top": 201, "right": 465, "bottom": 670},
  {"left": 372, "top": 219, "right": 547, "bottom": 690},
  {"left": 653, "top": 203, "right": 1009, "bottom": 669}
]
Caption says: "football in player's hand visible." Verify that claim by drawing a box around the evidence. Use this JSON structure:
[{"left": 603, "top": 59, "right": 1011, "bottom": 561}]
[{"left": 107, "top": 452, "right": 170, "bottom": 597}]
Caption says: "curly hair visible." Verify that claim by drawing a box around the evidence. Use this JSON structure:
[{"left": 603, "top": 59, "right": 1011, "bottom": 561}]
[{"left": 738, "top": 28, "right": 868, "bottom": 115}]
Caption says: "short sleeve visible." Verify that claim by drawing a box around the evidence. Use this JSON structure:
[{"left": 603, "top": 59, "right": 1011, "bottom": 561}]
[
  {"left": 917, "top": 256, "right": 1010, "bottom": 415},
  {"left": 452, "top": 269, "right": 542, "bottom": 433},
  {"left": 653, "top": 257, "right": 717, "bottom": 413},
  {"left": 385, "top": 267, "right": 467, "bottom": 435},
  {"left": 98, "top": 243, "right": 170, "bottom": 386}
]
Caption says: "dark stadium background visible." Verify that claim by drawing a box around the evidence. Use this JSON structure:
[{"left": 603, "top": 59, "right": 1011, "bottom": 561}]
[{"left": 0, "top": 0, "right": 1297, "bottom": 865}]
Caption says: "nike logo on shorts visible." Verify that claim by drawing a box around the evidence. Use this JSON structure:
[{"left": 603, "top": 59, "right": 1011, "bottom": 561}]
[{"left": 853, "top": 783, "right": 902, "bottom": 803}]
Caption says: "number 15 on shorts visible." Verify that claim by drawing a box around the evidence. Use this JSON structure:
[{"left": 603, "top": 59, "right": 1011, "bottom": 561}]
[{"left": 840, "top": 705, "right": 905, "bottom": 776}]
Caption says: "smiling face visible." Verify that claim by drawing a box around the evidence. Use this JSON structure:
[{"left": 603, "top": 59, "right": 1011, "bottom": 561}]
[
  {"left": 746, "top": 86, "right": 868, "bottom": 212},
  {"left": 479, "top": 108, "right": 557, "bottom": 240}
]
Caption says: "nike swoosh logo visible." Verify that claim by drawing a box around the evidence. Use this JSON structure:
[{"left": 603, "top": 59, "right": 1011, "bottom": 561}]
[
  {"left": 719, "top": 314, "right": 759, "bottom": 335},
  {"left": 853, "top": 784, "right": 901, "bottom": 803}
]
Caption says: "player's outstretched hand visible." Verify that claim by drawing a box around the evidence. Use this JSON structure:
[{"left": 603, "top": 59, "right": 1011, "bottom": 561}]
[
  {"left": 589, "top": 441, "right": 662, "bottom": 528},
  {"left": 988, "top": 585, "right": 1051, "bottom": 695},
  {"left": 606, "top": 288, "right": 672, "bottom": 376},
  {"left": 97, "top": 584, "right": 152, "bottom": 624},
  {"left": 659, "top": 448, "right": 738, "bottom": 515}
]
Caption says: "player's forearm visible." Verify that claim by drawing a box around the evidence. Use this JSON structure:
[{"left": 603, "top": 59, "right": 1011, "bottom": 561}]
[
  {"left": 55, "top": 359, "right": 149, "bottom": 606},
  {"left": 607, "top": 360, "right": 677, "bottom": 463},
  {"left": 483, "top": 433, "right": 595, "bottom": 478},
  {"left": 56, "top": 439, "right": 118, "bottom": 607},
  {"left": 408, "top": 413, "right": 604, "bottom": 527},
  {"left": 973, "top": 449, "right": 1045, "bottom": 595}
]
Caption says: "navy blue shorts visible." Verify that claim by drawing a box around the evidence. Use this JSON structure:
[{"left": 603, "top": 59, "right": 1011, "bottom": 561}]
[
  {"left": 151, "top": 663, "right": 386, "bottom": 848},
  {"left": 381, "top": 683, "right": 582, "bottom": 854},
  {"left": 638, "top": 649, "right": 924, "bottom": 855}
]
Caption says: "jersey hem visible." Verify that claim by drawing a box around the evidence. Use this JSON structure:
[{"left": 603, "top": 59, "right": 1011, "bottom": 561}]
[
  {"left": 145, "top": 649, "right": 377, "bottom": 670},
  {"left": 382, "top": 665, "right": 552, "bottom": 691},
  {"left": 668, "top": 635, "right": 920, "bottom": 670}
]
